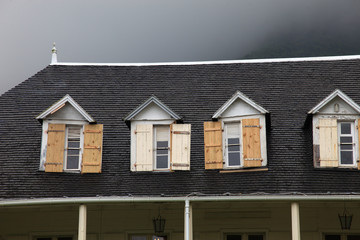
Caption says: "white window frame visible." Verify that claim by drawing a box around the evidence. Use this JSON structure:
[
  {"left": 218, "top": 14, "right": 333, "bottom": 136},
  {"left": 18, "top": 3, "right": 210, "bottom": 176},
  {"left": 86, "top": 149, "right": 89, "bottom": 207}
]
[
  {"left": 223, "top": 121, "right": 242, "bottom": 168},
  {"left": 338, "top": 121, "right": 356, "bottom": 167},
  {"left": 39, "top": 119, "right": 86, "bottom": 172},
  {"left": 153, "top": 125, "right": 170, "bottom": 170},
  {"left": 64, "top": 125, "right": 83, "bottom": 171}
]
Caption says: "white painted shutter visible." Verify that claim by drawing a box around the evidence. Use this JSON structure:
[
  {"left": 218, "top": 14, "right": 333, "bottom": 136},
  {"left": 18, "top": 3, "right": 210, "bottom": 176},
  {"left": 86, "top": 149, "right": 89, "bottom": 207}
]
[
  {"left": 171, "top": 124, "right": 191, "bottom": 170},
  {"left": 319, "top": 118, "right": 338, "bottom": 167},
  {"left": 135, "top": 124, "right": 153, "bottom": 171}
]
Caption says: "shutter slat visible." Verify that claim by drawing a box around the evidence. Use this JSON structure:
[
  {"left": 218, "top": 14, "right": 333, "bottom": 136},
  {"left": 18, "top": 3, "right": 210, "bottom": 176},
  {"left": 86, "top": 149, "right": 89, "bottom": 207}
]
[
  {"left": 45, "top": 124, "right": 65, "bottom": 172},
  {"left": 204, "top": 121, "right": 223, "bottom": 169},
  {"left": 319, "top": 118, "right": 338, "bottom": 167},
  {"left": 171, "top": 124, "right": 191, "bottom": 171},
  {"left": 136, "top": 124, "right": 153, "bottom": 171},
  {"left": 82, "top": 124, "right": 103, "bottom": 173},
  {"left": 242, "top": 118, "right": 262, "bottom": 167}
]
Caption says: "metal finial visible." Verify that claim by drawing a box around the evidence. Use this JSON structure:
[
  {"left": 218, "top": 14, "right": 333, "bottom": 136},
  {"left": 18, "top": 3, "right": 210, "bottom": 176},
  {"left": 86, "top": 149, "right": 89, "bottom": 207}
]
[{"left": 52, "top": 42, "right": 57, "bottom": 54}]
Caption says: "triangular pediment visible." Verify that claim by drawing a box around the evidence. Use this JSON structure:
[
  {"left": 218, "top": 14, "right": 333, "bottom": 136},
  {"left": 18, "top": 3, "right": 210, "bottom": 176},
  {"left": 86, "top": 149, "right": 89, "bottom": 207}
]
[
  {"left": 308, "top": 89, "right": 360, "bottom": 114},
  {"left": 212, "top": 91, "right": 268, "bottom": 119},
  {"left": 124, "top": 95, "right": 181, "bottom": 121},
  {"left": 36, "top": 94, "right": 95, "bottom": 122}
]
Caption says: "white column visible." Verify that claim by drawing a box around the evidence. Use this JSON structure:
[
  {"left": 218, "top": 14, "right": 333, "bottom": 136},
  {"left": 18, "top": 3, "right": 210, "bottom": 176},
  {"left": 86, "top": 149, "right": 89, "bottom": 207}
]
[
  {"left": 291, "top": 202, "right": 301, "bottom": 240},
  {"left": 184, "top": 200, "right": 193, "bottom": 240},
  {"left": 78, "top": 204, "right": 87, "bottom": 240}
]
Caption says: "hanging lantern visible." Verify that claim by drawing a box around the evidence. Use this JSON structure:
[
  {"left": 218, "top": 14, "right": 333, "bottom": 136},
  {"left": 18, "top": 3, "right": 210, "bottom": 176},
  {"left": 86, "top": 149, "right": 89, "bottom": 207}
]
[
  {"left": 153, "top": 213, "right": 166, "bottom": 234},
  {"left": 338, "top": 206, "right": 353, "bottom": 230}
]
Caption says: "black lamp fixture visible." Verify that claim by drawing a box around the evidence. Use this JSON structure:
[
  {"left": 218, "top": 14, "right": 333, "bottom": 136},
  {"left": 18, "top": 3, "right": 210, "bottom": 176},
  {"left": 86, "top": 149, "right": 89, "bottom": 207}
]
[
  {"left": 338, "top": 204, "right": 353, "bottom": 230},
  {"left": 153, "top": 207, "right": 166, "bottom": 234}
]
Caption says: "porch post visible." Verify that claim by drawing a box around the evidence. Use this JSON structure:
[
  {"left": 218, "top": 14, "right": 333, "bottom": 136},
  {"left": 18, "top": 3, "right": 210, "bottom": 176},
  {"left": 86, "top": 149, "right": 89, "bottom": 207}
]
[
  {"left": 184, "top": 200, "right": 193, "bottom": 240},
  {"left": 291, "top": 202, "right": 301, "bottom": 240},
  {"left": 78, "top": 204, "right": 87, "bottom": 240}
]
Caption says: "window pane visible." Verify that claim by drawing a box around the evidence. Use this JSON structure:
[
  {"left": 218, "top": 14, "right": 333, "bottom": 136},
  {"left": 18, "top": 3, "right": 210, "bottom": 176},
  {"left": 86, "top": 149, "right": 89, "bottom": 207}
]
[
  {"left": 157, "top": 141, "right": 168, "bottom": 148},
  {"left": 227, "top": 235, "right": 242, "bottom": 240},
  {"left": 67, "top": 156, "right": 79, "bottom": 169},
  {"left": 228, "top": 138, "right": 240, "bottom": 145},
  {"left": 340, "top": 136, "right": 353, "bottom": 143},
  {"left": 325, "top": 235, "right": 341, "bottom": 240},
  {"left": 228, "top": 152, "right": 241, "bottom": 166},
  {"left": 156, "top": 126, "right": 169, "bottom": 141},
  {"left": 347, "top": 235, "right": 360, "bottom": 240},
  {"left": 68, "top": 141, "right": 80, "bottom": 148},
  {"left": 248, "top": 235, "right": 264, "bottom": 240},
  {"left": 157, "top": 149, "right": 168, "bottom": 155},
  {"left": 340, "top": 144, "right": 353, "bottom": 150},
  {"left": 67, "top": 149, "right": 80, "bottom": 156},
  {"left": 341, "top": 123, "right": 351, "bottom": 134},
  {"left": 341, "top": 151, "right": 353, "bottom": 164},
  {"left": 156, "top": 155, "right": 168, "bottom": 168}
]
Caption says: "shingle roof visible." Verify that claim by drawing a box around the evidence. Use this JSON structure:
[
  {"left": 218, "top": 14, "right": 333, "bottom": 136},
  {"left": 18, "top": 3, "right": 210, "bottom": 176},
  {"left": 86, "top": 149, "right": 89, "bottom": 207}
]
[{"left": 2, "top": 56, "right": 360, "bottom": 199}]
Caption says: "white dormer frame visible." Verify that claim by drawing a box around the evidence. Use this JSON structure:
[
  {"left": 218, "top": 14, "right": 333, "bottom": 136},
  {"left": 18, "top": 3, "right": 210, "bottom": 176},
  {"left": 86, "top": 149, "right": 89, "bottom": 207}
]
[
  {"left": 124, "top": 95, "right": 181, "bottom": 121},
  {"left": 36, "top": 94, "right": 95, "bottom": 122},
  {"left": 212, "top": 91, "right": 268, "bottom": 119},
  {"left": 309, "top": 89, "right": 360, "bottom": 169},
  {"left": 308, "top": 89, "right": 360, "bottom": 114}
]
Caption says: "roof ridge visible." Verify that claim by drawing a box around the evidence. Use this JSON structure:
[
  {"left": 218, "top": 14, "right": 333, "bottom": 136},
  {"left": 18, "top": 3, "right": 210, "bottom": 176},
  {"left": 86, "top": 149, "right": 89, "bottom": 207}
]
[{"left": 50, "top": 55, "right": 360, "bottom": 67}]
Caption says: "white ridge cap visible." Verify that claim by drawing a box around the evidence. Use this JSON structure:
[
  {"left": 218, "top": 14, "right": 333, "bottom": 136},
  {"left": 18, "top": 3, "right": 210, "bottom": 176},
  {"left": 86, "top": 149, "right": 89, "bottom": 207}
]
[{"left": 51, "top": 55, "right": 360, "bottom": 67}]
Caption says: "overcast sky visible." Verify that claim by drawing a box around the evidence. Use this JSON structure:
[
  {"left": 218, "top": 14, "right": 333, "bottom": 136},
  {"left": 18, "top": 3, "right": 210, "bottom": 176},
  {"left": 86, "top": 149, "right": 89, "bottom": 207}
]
[{"left": 1, "top": 0, "right": 360, "bottom": 94}]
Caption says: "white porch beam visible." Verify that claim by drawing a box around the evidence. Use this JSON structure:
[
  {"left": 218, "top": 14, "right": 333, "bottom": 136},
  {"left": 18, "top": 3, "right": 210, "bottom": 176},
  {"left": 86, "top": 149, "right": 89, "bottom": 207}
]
[
  {"left": 78, "top": 204, "right": 87, "bottom": 240},
  {"left": 184, "top": 200, "right": 193, "bottom": 240},
  {"left": 291, "top": 202, "right": 301, "bottom": 240}
]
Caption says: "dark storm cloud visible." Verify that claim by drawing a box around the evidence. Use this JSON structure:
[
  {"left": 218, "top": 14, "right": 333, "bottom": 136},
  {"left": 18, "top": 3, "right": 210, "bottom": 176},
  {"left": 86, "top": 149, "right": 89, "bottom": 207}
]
[{"left": 0, "top": 0, "right": 360, "bottom": 94}]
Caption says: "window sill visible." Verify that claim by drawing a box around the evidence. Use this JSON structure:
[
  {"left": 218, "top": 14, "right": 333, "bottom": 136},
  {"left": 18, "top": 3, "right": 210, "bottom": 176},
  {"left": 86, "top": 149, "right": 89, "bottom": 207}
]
[{"left": 220, "top": 167, "right": 268, "bottom": 173}]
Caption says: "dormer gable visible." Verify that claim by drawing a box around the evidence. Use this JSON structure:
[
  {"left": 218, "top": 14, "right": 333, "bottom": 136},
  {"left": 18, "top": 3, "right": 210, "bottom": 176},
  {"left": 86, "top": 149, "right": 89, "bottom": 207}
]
[
  {"left": 36, "top": 94, "right": 95, "bottom": 122},
  {"left": 124, "top": 95, "right": 181, "bottom": 121},
  {"left": 212, "top": 91, "right": 268, "bottom": 119},
  {"left": 308, "top": 89, "right": 360, "bottom": 115}
]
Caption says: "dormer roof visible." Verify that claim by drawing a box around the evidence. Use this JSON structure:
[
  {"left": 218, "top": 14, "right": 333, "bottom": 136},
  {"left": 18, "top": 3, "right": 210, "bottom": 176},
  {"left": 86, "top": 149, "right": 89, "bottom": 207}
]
[
  {"left": 308, "top": 89, "right": 360, "bottom": 114},
  {"left": 212, "top": 91, "right": 268, "bottom": 119},
  {"left": 124, "top": 95, "right": 181, "bottom": 121},
  {"left": 36, "top": 94, "right": 95, "bottom": 122}
]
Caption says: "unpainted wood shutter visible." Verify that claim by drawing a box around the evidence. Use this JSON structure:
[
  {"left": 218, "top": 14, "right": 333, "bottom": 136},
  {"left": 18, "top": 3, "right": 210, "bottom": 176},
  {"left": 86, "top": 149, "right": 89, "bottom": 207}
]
[
  {"left": 171, "top": 124, "right": 191, "bottom": 170},
  {"left": 136, "top": 124, "right": 153, "bottom": 171},
  {"left": 319, "top": 118, "right": 338, "bottom": 167},
  {"left": 82, "top": 124, "right": 103, "bottom": 173},
  {"left": 242, "top": 118, "right": 262, "bottom": 167},
  {"left": 204, "top": 121, "right": 223, "bottom": 169},
  {"left": 45, "top": 124, "right": 65, "bottom": 172}
]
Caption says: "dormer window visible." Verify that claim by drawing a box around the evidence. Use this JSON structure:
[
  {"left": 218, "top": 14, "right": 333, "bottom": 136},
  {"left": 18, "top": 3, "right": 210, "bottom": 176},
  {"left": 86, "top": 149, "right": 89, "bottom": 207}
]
[
  {"left": 125, "top": 96, "right": 191, "bottom": 172},
  {"left": 36, "top": 95, "right": 103, "bottom": 173},
  {"left": 309, "top": 89, "right": 360, "bottom": 169},
  {"left": 204, "top": 91, "right": 268, "bottom": 171}
]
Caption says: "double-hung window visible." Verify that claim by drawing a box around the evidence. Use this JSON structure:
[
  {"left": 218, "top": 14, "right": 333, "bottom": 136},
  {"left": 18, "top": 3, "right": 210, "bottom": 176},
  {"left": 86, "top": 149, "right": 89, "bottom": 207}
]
[
  {"left": 65, "top": 125, "right": 82, "bottom": 170},
  {"left": 154, "top": 125, "right": 170, "bottom": 169},
  {"left": 224, "top": 122, "right": 241, "bottom": 167},
  {"left": 338, "top": 122, "right": 355, "bottom": 166}
]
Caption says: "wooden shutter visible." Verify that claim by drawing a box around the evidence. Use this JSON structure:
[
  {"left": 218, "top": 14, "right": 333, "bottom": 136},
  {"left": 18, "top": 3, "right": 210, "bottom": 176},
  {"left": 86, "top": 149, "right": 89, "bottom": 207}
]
[
  {"left": 82, "top": 124, "right": 103, "bottom": 173},
  {"left": 135, "top": 124, "right": 153, "bottom": 171},
  {"left": 45, "top": 124, "right": 65, "bottom": 172},
  {"left": 242, "top": 118, "right": 262, "bottom": 167},
  {"left": 319, "top": 118, "right": 338, "bottom": 167},
  {"left": 204, "top": 121, "right": 223, "bottom": 169},
  {"left": 171, "top": 124, "right": 191, "bottom": 170},
  {"left": 357, "top": 120, "right": 360, "bottom": 170}
]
